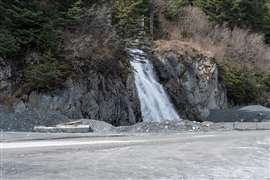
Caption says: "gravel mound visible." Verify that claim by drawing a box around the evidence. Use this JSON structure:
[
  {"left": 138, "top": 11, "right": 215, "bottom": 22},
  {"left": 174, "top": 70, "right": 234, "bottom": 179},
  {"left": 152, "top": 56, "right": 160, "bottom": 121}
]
[
  {"left": 57, "top": 120, "right": 205, "bottom": 133},
  {"left": 79, "top": 119, "right": 115, "bottom": 133},
  {"left": 208, "top": 105, "right": 270, "bottom": 122},
  {"left": 116, "top": 120, "right": 204, "bottom": 133}
]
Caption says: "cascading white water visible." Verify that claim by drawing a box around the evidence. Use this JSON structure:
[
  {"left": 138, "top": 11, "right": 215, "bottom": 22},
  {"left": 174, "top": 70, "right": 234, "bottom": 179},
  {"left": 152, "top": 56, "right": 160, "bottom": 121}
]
[{"left": 128, "top": 48, "right": 181, "bottom": 122}]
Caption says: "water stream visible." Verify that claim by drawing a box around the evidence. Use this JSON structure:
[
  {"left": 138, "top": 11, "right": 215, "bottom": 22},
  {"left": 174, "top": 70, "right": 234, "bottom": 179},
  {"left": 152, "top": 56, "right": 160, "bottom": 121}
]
[{"left": 128, "top": 49, "right": 181, "bottom": 122}]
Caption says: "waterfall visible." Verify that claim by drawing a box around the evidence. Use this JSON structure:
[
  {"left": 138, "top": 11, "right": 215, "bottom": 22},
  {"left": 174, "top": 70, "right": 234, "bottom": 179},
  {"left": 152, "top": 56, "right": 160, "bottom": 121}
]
[{"left": 128, "top": 48, "right": 181, "bottom": 122}]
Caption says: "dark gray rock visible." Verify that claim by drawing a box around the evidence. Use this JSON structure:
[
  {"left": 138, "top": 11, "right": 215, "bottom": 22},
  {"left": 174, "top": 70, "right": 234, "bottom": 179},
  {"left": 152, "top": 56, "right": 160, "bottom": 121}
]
[
  {"left": 10, "top": 75, "right": 141, "bottom": 127},
  {"left": 153, "top": 51, "right": 227, "bottom": 122},
  {"left": 0, "top": 111, "right": 70, "bottom": 131},
  {"left": 208, "top": 105, "right": 270, "bottom": 122}
]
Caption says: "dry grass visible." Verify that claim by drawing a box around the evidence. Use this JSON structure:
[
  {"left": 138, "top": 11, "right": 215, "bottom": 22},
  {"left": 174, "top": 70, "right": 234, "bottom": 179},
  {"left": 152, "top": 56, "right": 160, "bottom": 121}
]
[
  {"left": 154, "top": 40, "right": 213, "bottom": 59},
  {"left": 156, "top": 5, "right": 270, "bottom": 71}
]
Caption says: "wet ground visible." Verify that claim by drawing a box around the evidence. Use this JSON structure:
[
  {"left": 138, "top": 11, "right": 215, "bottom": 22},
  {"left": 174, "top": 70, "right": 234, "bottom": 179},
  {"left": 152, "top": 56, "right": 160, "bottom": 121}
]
[{"left": 1, "top": 131, "right": 270, "bottom": 180}]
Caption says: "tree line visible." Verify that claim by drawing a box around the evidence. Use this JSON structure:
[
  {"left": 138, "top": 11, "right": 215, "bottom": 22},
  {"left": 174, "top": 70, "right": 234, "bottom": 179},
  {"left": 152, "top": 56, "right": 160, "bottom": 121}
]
[{"left": 168, "top": 0, "right": 270, "bottom": 43}]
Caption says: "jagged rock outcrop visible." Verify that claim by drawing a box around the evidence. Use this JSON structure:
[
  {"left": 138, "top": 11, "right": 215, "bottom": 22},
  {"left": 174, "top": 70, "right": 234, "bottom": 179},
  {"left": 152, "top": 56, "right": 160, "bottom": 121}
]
[
  {"left": 0, "top": 1, "right": 229, "bottom": 130},
  {"left": 153, "top": 40, "right": 227, "bottom": 121},
  {"left": 1, "top": 72, "right": 141, "bottom": 131},
  {"left": 13, "top": 75, "right": 141, "bottom": 125}
]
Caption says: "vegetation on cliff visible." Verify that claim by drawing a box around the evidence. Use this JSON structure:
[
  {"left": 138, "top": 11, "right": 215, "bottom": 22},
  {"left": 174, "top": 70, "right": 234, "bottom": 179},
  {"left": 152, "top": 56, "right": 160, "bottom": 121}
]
[
  {"left": 112, "top": 0, "right": 149, "bottom": 36},
  {"left": 155, "top": 0, "right": 270, "bottom": 106},
  {"left": 219, "top": 64, "right": 270, "bottom": 107},
  {"left": 25, "top": 51, "right": 72, "bottom": 92},
  {"left": 168, "top": 0, "right": 270, "bottom": 43},
  {"left": 0, "top": 0, "right": 83, "bottom": 92},
  {"left": 0, "top": 0, "right": 82, "bottom": 58},
  {"left": 0, "top": 0, "right": 269, "bottom": 107}
]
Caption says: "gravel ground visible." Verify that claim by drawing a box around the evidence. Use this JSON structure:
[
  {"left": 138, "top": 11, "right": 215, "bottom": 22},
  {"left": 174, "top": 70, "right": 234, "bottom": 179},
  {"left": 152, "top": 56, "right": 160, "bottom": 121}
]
[{"left": 1, "top": 131, "right": 270, "bottom": 180}]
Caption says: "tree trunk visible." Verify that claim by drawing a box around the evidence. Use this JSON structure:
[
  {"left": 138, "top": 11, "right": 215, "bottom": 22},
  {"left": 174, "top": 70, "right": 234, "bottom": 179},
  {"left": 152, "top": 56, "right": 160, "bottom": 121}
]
[{"left": 149, "top": 0, "right": 154, "bottom": 39}]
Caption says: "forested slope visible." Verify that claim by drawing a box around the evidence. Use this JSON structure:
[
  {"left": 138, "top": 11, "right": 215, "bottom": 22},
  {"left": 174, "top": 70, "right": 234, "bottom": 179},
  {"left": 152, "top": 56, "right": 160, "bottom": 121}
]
[{"left": 0, "top": 0, "right": 269, "bottom": 129}]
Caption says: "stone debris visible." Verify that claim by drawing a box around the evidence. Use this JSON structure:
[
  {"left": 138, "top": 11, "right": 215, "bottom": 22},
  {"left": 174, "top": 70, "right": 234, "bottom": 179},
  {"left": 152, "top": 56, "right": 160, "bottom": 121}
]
[
  {"left": 33, "top": 119, "right": 270, "bottom": 133},
  {"left": 34, "top": 119, "right": 115, "bottom": 133},
  {"left": 34, "top": 125, "right": 92, "bottom": 133}
]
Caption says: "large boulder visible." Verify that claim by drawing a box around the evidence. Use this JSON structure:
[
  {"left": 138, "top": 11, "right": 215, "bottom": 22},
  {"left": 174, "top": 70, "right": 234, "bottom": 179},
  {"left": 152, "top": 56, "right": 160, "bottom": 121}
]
[
  {"left": 153, "top": 40, "right": 227, "bottom": 121},
  {"left": 70, "top": 119, "right": 115, "bottom": 133},
  {"left": 208, "top": 105, "right": 270, "bottom": 122},
  {"left": 0, "top": 111, "right": 70, "bottom": 131}
]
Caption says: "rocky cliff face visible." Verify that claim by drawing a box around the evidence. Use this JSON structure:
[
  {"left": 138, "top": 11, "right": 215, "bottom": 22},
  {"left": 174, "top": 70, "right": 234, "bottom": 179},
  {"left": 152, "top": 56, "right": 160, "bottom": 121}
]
[
  {"left": 0, "top": 1, "right": 142, "bottom": 130},
  {"left": 0, "top": 2, "right": 229, "bottom": 130},
  {"left": 153, "top": 41, "right": 227, "bottom": 121},
  {"left": 11, "top": 76, "right": 141, "bottom": 126}
]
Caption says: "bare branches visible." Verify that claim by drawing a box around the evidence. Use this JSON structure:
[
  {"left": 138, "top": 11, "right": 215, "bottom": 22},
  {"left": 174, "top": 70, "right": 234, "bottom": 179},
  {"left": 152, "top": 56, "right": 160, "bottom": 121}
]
[{"left": 159, "top": 6, "right": 270, "bottom": 71}]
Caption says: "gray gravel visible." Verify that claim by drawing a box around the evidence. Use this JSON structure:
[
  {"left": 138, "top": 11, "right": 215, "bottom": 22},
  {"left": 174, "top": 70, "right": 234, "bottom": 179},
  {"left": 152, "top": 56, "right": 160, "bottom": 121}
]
[{"left": 1, "top": 131, "right": 270, "bottom": 180}]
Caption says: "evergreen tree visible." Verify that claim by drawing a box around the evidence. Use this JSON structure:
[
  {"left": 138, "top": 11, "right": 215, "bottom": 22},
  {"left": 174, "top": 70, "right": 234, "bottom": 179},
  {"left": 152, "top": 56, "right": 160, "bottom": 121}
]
[
  {"left": 112, "top": 0, "right": 149, "bottom": 37},
  {"left": 195, "top": 0, "right": 270, "bottom": 43},
  {"left": 0, "top": 0, "right": 79, "bottom": 58}
]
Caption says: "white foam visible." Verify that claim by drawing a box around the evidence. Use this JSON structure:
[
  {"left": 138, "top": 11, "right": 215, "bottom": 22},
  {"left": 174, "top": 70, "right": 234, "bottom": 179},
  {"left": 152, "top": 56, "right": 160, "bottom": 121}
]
[{"left": 128, "top": 49, "right": 181, "bottom": 122}]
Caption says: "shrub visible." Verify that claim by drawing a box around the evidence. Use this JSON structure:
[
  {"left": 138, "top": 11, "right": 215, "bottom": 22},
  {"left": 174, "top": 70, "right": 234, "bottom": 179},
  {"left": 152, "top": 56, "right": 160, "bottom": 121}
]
[
  {"left": 167, "top": 0, "right": 270, "bottom": 43},
  {"left": 167, "top": 0, "right": 194, "bottom": 18},
  {"left": 219, "top": 63, "right": 270, "bottom": 106},
  {"left": 24, "top": 52, "right": 72, "bottom": 92},
  {"left": 155, "top": 4, "right": 270, "bottom": 106},
  {"left": 195, "top": 0, "right": 270, "bottom": 43},
  {"left": 65, "top": 0, "right": 83, "bottom": 23},
  {"left": 160, "top": 6, "right": 270, "bottom": 71},
  {"left": 0, "top": 29, "right": 19, "bottom": 57},
  {"left": 25, "top": 62, "right": 72, "bottom": 92}
]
